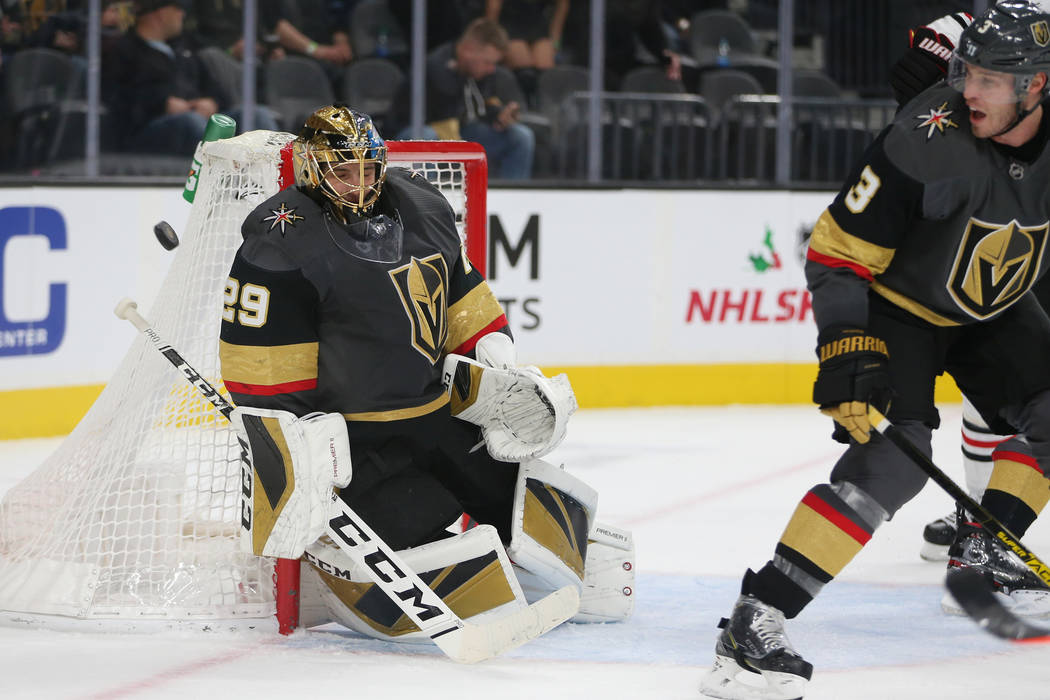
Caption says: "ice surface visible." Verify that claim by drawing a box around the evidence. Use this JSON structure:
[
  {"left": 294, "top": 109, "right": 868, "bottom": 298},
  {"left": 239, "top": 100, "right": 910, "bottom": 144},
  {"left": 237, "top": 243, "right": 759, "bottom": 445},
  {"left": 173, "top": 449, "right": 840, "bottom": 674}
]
[{"left": 1, "top": 405, "right": 1047, "bottom": 699}]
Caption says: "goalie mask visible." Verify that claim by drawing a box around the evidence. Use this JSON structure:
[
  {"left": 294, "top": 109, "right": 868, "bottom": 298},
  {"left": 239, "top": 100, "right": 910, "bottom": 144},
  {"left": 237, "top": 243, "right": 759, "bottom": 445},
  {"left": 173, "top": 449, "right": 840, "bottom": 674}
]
[{"left": 293, "top": 105, "right": 388, "bottom": 216}]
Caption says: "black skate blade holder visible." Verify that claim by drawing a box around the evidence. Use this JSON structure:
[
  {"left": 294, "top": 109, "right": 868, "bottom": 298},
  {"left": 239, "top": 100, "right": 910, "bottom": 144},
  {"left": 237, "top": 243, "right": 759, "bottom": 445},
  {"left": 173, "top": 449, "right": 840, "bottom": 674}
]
[{"left": 868, "top": 407, "right": 1050, "bottom": 641}]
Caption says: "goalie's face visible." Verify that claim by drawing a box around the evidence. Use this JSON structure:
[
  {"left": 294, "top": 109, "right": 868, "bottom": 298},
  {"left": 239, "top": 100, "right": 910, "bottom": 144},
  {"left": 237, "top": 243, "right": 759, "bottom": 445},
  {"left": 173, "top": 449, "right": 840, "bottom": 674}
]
[{"left": 320, "top": 157, "right": 382, "bottom": 213}]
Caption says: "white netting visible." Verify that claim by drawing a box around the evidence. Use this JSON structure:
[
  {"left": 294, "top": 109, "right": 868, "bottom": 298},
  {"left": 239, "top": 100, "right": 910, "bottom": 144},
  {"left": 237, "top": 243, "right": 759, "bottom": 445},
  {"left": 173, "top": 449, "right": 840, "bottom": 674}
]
[{"left": 0, "top": 132, "right": 481, "bottom": 626}]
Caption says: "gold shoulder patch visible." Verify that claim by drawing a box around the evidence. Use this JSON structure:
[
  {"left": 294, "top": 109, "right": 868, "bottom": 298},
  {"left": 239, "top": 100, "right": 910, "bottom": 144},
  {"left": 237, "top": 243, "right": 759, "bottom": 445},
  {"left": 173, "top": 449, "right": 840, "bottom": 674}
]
[
  {"left": 914, "top": 101, "right": 959, "bottom": 140},
  {"left": 261, "top": 203, "right": 305, "bottom": 234}
]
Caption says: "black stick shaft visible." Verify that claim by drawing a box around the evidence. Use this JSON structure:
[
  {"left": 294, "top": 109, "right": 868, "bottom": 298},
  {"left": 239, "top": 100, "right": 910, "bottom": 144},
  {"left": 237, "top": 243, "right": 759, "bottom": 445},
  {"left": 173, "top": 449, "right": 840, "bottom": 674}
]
[{"left": 870, "top": 408, "right": 1050, "bottom": 588}]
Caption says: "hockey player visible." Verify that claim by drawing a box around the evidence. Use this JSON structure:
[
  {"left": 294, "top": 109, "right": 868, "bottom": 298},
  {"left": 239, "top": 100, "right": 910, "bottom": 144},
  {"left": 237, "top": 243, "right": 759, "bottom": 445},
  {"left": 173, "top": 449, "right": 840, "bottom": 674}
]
[
  {"left": 218, "top": 105, "right": 634, "bottom": 644},
  {"left": 700, "top": 3, "right": 1050, "bottom": 698},
  {"left": 890, "top": 7, "right": 1050, "bottom": 570}
]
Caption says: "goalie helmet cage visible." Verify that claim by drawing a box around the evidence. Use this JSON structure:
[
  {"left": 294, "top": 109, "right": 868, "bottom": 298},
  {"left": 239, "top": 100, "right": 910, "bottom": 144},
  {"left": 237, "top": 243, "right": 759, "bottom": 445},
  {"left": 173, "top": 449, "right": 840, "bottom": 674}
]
[{"left": 0, "top": 132, "right": 488, "bottom": 632}]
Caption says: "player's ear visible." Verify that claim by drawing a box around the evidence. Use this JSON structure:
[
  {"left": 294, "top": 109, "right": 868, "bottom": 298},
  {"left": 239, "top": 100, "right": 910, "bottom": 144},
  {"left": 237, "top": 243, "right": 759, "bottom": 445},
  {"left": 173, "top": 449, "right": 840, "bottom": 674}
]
[{"left": 1032, "top": 72, "right": 1048, "bottom": 95}]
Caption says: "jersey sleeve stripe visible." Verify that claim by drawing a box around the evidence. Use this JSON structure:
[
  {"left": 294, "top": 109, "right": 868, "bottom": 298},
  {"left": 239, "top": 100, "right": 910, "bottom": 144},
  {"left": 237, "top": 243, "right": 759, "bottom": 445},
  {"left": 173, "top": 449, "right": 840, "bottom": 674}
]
[
  {"left": 806, "top": 248, "right": 875, "bottom": 281},
  {"left": 808, "top": 210, "right": 895, "bottom": 278},
  {"left": 224, "top": 378, "right": 319, "bottom": 396},
  {"left": 446, "top": 283, "right": 508, "bottom": 353},
  {"left": 219, "top": 339, "right": 319, "bottom": 385},
  {"left": 451, "top": 317, "right": 509, "bottom": 356}
]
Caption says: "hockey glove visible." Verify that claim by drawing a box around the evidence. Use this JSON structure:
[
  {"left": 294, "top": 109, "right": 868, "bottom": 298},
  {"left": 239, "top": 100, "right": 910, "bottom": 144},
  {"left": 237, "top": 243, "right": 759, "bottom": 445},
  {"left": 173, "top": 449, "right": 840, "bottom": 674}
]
[
  {"left": 812, "top": 327, "right": 891, "bottom": 445},
  {"left": 889, "top": 12, "right": 972, "bottom": 106}
]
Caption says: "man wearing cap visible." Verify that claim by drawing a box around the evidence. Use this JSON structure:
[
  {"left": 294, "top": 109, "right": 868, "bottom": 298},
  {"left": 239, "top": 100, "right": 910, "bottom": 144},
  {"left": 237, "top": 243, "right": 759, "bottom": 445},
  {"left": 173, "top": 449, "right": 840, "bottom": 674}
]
[{"left": 105, "top": 0, "right": 277, "bottom": 155}]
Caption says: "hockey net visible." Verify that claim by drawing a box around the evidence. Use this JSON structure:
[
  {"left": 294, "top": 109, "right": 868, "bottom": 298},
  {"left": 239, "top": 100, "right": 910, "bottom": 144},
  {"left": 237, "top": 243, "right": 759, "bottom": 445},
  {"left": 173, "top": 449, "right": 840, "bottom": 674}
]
[{"left": 0, "top": 132, "right": 487, "bottom": 630}]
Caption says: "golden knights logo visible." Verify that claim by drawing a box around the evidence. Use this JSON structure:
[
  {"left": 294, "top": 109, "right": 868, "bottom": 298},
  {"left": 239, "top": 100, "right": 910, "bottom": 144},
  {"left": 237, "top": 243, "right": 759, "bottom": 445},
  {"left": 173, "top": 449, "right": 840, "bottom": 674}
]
[
  {"left": 389, "top": 253, "right": 449, "bottom": 363},
  {"left": 1032, "top": 20, "right": 1050, "bottom": 47},
  {"left": 947, "top": 218, "right": 1049, "bottom": 319}
]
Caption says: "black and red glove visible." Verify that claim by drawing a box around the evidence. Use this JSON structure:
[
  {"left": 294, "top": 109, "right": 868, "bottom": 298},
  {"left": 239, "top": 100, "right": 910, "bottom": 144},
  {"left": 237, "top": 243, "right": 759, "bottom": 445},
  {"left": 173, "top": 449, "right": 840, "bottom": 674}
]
[{"left": 890, "top": 12, "right": 973, "bottom": 107}]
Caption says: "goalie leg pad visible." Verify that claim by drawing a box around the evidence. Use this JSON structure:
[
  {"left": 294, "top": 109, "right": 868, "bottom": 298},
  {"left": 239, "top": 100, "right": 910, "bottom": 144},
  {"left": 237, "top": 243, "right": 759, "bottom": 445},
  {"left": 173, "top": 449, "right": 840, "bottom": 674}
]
[
  {"left": 232, "top": 407, "right": 352, "bottom": 558},
  {"left": 303, "top": 524, "right": 528, "bottom": 642},
  {"left": 575, "top": 522, "right": 635, "bottom": 622},
  {"left": 508, "top": 458, "right": 597, "bottom": 591}
]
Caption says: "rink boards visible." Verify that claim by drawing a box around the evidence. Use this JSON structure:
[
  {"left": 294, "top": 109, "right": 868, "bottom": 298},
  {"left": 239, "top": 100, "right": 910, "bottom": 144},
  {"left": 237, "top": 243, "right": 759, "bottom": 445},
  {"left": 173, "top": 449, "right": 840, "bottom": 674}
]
[{"left": 0, "top": 186, "right": 961, "bottom": 438}]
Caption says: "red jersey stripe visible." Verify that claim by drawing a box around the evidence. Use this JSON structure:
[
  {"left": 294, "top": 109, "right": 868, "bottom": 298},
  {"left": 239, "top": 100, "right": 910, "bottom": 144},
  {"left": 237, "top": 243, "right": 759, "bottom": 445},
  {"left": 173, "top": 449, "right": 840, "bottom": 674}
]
[
  {"left": 806, "top": 248, "right": 875, "bottom": 282},
  {"left": 224, "top": 378, "right": 317, "bottom": 396}
]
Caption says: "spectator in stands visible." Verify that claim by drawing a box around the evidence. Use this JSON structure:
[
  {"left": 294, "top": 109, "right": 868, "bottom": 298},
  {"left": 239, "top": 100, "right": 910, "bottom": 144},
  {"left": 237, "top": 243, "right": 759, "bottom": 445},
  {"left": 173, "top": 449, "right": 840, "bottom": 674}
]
[
  {"left": 191, "top": 0, "right": 284, "bottom": 61},
  {"left": 484, "top": 0, "right": 568, "bottom": 101},
  {"left": 563, "top": 0, "right": 684, "bottom": 88},
  {"left": 271, "top": 0, "right": 352, "bottom": 88},
  {"left": 388, "top": 18, "right": 534, "bottom": 180},
  {"left": 388, "top": 0, "right": 469, "bottom": 50},
  {"left": 0, "top": 2, "right": 25, "bottom": 70},
  {"left": 105, "top": 0, "right": 278, "bottom": 155}
]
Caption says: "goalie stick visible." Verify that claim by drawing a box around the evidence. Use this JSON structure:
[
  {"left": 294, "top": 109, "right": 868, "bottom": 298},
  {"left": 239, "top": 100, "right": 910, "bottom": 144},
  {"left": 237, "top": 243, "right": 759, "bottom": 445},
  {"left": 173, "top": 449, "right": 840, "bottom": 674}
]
[
  {"left": 114, "top": 296, "right": 579, "bottom": 663},
  {"left": 867, "top": 407, "right": 1050, "bottom": 641}
]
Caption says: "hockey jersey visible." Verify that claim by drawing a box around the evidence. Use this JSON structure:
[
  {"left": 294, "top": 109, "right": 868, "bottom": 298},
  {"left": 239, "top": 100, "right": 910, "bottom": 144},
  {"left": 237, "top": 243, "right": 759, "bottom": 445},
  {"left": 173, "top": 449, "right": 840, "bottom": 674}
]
[
  {"left": 219, "top": 167, "right": 509, "bottom": 420},
  {"left": 806, "top": 83, "right": 1050, "bottom": 333}
]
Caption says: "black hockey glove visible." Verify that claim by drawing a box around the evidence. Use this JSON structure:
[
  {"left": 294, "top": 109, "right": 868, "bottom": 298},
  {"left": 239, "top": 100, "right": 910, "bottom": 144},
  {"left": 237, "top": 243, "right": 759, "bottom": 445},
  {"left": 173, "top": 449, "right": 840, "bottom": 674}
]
[
  {"left": 812, "top": 327, "right": 891, "bottom": 445},
  {"left": 889, "top": 12, "right": 972, "bottom": 107}
]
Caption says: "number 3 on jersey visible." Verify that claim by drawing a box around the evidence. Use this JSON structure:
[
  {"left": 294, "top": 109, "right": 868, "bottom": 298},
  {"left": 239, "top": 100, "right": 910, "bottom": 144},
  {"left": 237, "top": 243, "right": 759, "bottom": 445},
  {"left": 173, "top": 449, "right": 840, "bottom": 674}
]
[
  {"left": 844, "top": 165, "right": 881, "bottom": 214},
  {"left": 224, "top": 277, "right": 270, "bottom": 327}
]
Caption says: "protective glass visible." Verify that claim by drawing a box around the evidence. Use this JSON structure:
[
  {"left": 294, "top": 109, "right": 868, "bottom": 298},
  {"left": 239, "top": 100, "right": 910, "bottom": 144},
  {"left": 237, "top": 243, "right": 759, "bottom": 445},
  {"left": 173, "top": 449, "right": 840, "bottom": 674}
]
[
  {"left": 325, "top": 209, "right": 404, "bottom": 264},
  {"left": 947, "top": 53, "right": 1031, "bottom": 104}
]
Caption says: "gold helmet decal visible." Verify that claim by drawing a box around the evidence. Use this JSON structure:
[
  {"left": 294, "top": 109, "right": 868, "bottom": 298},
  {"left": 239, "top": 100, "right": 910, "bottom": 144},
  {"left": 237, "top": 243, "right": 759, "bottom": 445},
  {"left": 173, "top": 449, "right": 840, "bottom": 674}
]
[
  {"left": 291, "top": 105, "right": 388, "bottom": 215},
  {"left": 1031, "top": 19, "right": 1050, "bottom": 47},
  {"left": 948, "top": 217, "right": 1049, "bottom": 319}
]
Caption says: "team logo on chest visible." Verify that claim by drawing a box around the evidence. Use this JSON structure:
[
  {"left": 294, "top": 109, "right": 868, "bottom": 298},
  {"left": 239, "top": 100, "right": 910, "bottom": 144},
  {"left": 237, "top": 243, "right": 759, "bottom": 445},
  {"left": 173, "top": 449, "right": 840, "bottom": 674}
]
[
  {"left": 947, "top": 218, "right": 1049, "bottom": 319},
  {"left": 389, "top": 253, "right": 449, "bottom": 363},
  {"left": 261, "top": 203, "right": 304, "bottom": 234}
]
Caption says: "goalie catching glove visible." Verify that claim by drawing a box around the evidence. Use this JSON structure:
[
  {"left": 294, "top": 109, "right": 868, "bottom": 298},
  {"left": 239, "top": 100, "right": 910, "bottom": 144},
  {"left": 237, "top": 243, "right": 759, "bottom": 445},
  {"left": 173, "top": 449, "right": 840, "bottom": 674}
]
[
  {"left": 443, "top": 353, "right": 577, "bottom": 462},
  {"left": 813, "top": 327, "right": 891, "bottom": 445},
  {"left": 232, "top": 407, "right": 352, "bottom": 558}
]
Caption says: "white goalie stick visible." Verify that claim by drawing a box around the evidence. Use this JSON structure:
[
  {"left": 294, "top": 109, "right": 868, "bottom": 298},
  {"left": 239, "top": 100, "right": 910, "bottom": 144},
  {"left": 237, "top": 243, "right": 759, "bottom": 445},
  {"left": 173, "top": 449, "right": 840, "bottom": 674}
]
[
  {"left": 868, "top": 408, "right": 1050, "bottom": 642},
  {"left": 114, "top": 297, "right": 580, "bottom": 663}
]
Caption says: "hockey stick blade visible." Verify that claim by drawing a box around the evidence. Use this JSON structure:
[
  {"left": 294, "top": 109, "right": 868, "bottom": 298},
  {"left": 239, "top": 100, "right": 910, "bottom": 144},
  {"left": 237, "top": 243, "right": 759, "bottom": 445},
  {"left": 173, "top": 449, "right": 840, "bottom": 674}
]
[
  {"left": 867, "top": 407, "right": 1050, "bottom": 639},
  {"left": 945, "top": 568, "right": 1050, "bottom": 642},
  {"left": 116, "top": 296, "right": 580, "bottom": 662}
]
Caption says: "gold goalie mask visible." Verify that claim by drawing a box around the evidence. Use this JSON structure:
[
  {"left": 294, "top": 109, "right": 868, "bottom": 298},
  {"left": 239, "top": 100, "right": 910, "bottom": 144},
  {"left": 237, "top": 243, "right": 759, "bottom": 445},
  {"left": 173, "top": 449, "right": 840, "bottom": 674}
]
[{"left": 293, "top": 105, "right": 389, "bottom": 216}]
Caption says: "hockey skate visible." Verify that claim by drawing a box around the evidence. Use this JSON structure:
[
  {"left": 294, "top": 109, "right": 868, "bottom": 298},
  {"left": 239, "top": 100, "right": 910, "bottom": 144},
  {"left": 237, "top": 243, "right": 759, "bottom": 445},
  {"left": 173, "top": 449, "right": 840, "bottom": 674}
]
[
  {"left": 920, "top": 507, "right": 958, "bottom": 562},
  {"left": 941, "top": 518, "right": 1050, "bottom": 619},
  {"left": 700, "top": 586, "right": 812, "bottom": 700}
]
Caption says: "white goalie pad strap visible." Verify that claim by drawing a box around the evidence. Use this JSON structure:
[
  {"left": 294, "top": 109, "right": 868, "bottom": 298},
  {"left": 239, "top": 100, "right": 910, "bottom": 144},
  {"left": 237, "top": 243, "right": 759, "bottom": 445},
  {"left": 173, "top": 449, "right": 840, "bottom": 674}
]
[
  {"left": 575, "top": 522, "right": 636, "bottom": 623},
  {"left": 232, "top": 407, "right": 352, "bottom": 558},
  {"left": 442, "top": 353, "right": 578, "bottom": 462},
  {"left": 303, "top": 524, "right": 529, "bottom": 642},
  {"left": 508, "top": 458, "right": 597, "bottom": 591}
]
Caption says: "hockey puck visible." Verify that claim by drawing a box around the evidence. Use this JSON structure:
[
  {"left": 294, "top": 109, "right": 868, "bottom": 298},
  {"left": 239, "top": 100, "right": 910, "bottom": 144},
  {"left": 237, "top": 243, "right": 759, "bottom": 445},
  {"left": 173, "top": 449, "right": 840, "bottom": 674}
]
[{"left": 154, "top": 221, "right": 179, "bottom": 250}]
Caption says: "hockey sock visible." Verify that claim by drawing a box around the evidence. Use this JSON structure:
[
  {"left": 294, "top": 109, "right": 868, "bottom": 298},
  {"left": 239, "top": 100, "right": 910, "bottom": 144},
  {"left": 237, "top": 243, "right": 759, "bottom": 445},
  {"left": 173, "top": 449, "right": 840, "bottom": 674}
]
[{"left": 980, "top": 442, "right": 1050, "bottom": 538}]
